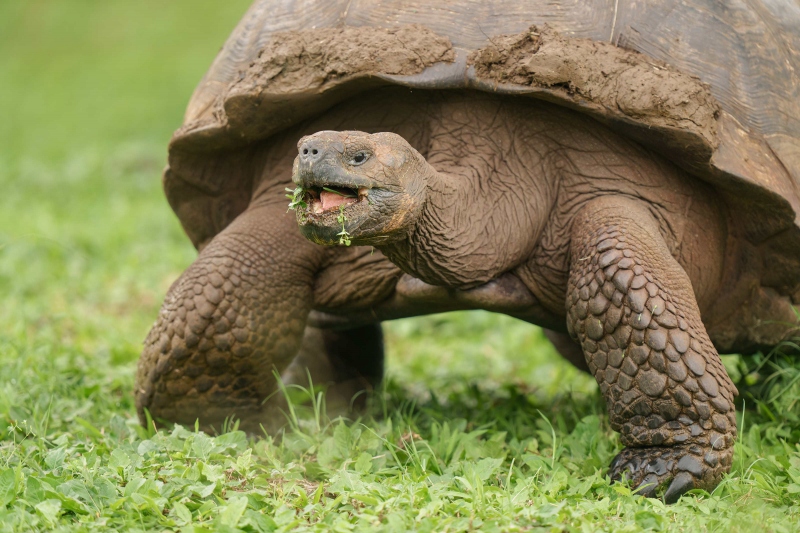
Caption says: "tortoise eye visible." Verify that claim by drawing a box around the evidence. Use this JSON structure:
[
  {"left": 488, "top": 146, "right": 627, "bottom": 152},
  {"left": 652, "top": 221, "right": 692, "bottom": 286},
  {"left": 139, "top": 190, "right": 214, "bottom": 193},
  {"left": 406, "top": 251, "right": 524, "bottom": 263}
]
[{"left": 349, "top": 151, "right": 369, "bottom": 165}]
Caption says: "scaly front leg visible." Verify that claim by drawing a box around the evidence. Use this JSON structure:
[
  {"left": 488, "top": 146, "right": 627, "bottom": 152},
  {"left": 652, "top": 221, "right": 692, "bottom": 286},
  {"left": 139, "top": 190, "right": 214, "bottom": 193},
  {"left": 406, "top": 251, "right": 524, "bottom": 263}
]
[
  {"left": 135, "top": 201, "right": 321, "bottom": 433},
  {"left": 567, "top": 198, "right": 737, "bottom": 502}
]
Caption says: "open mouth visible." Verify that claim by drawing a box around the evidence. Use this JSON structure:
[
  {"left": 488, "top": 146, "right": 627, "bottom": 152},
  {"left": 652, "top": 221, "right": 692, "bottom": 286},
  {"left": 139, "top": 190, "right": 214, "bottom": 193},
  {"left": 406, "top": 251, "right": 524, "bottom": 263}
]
[{"left": 306, "top": 185, "right": 369, "bottom": 214}]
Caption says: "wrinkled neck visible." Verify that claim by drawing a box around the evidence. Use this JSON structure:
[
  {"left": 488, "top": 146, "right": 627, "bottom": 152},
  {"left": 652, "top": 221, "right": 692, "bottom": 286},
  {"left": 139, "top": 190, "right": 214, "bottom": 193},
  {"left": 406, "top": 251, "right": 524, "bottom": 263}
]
[{"left": 378, "top": 161, "right": 553, "bottom": 288}]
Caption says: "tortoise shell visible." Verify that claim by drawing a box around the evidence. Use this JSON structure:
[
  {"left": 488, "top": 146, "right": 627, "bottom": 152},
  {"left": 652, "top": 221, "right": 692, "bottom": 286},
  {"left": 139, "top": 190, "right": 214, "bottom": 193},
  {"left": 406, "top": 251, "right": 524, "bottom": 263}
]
[{"left": 165, "top": 0, "right": 800, "bottom": 324}]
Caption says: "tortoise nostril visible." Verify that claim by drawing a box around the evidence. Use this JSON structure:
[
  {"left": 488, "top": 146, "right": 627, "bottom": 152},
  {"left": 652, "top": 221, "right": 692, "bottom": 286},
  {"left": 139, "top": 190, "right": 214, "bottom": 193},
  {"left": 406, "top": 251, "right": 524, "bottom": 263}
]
[{"left": 299, "top": 140, "right": 326, "bottom": 162}]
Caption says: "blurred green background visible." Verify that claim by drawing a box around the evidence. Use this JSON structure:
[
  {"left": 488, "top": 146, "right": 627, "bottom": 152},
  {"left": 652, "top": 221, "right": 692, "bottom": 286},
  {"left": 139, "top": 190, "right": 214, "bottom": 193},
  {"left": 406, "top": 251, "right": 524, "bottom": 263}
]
[
  {"left": 0, "top": 0, "right": 588, "bottom": 434},
  {"left": 1, "top": 1, "right": 250, "bottom": 160}
]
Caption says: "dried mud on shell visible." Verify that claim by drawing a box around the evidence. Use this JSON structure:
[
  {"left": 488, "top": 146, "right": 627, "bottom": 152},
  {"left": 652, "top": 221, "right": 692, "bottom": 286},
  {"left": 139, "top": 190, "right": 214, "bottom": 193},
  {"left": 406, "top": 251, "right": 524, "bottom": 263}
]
[
  {"left": 238, "top": 25, "right": 455, "bottom": 94},
  {"left": 469, "top": 25, "right": 719, "bottom": 148}
]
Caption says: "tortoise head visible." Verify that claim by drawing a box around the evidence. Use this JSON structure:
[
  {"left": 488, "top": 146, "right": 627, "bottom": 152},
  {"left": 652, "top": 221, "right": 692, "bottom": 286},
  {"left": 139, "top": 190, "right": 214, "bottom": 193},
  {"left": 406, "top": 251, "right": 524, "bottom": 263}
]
[{"left": 290, "top": 130, "right": 428, "bottom": 246}]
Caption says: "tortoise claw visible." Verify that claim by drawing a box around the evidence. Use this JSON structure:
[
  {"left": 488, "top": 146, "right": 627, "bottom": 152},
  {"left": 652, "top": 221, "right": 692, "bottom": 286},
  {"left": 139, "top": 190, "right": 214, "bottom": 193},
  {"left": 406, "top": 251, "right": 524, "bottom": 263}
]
[
  {"left": 664, "top": 472, "right": 695, "bottom": 504},
  {"left": 633, "top": 473, "right": 661, "bottom": 498},
  {"left": 609, "top": 446, "right": 728, "bottom": 503}
]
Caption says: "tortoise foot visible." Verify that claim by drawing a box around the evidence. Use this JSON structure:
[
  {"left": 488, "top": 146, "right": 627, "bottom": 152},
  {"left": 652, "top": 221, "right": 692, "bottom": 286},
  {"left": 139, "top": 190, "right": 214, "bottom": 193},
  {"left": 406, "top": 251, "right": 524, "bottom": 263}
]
[{"left": 609, "top": 445, "right": 730, "bottom": 503}]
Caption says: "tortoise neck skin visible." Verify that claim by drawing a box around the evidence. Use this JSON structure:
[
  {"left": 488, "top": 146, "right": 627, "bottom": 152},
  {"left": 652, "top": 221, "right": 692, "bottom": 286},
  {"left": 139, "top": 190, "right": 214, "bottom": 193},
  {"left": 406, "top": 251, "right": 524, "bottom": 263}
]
[{"left": 376, "top": 157, "right": 555, "bottom": 290}]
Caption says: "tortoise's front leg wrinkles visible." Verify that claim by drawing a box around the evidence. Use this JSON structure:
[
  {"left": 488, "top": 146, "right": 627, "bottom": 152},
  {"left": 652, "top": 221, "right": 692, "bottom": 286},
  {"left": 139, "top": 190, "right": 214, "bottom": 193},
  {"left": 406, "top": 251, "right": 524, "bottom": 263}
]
[
  {"left": 567, "top": 199, "right": 738, "bottom": 502},
  {"left": 135, "top": 203, "right": 318, "bottom": 433}
]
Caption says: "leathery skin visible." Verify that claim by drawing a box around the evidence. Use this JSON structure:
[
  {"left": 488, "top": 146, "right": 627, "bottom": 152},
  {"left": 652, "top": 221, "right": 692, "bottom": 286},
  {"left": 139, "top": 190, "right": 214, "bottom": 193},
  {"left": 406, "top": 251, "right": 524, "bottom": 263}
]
[{"left": 567, "top": 199, "right": 737, "bottom": 501}]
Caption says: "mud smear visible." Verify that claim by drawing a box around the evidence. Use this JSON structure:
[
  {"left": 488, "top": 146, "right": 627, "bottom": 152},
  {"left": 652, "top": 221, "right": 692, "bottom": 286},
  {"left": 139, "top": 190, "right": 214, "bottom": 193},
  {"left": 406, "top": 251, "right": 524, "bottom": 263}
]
[
  {"left": 238, "top": 25, "right": 454, "bottom": 94},
  {"left": 173, "top": 25, "right": 454, "bottom": 151},
  {"left": 469, "top": 25, "right": 718, "bottom": 148}
]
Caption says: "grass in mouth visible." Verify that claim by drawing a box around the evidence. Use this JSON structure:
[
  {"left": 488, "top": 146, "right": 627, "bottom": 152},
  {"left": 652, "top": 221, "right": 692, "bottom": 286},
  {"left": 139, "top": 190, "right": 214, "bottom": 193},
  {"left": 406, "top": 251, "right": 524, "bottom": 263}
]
[
  {"left": 322, "top": 186, "right": 357, "bottom": 198},
  {"left": 285, "top": 186, "right": 307, "bottom": 211},
  {"left": 286, "top": 187, "right": 352, "bottom": 246},
  {"left": 337, "top": 204, "right": 352, "bottom": 246}
]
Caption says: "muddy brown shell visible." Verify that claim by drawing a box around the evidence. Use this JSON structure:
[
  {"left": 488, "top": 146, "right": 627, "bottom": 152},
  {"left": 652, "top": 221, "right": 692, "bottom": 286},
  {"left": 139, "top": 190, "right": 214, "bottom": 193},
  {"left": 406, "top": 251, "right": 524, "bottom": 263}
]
[{"left": 166, "top": 0, "right": 800, "bottom": 288}]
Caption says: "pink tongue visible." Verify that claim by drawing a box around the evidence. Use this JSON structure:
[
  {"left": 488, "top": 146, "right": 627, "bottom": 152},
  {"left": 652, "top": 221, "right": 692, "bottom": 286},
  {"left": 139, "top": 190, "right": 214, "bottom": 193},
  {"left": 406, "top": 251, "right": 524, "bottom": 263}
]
[{"left": 320, "top": 190, "right": 357, "bottom": 211}]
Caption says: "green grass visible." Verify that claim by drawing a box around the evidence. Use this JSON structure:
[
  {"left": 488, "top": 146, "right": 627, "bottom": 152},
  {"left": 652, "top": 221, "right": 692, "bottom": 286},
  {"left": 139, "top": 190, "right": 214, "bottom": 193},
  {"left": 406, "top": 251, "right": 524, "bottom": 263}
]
[{"left": 1, "top": 2, "right": 800, "bottom": 531}]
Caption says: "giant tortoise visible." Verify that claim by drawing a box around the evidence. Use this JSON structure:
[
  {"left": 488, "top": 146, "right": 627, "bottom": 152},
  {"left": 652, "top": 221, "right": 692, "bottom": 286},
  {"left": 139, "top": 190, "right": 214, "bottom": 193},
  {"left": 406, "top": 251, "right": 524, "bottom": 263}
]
[{"left": 137, "top": 0, "right": 800, "bottom": 501}]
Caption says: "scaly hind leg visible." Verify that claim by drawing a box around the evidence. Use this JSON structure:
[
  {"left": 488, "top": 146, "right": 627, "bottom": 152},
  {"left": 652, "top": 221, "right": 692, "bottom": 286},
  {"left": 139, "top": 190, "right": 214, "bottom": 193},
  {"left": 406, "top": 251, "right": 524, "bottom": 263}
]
[
  {"left": 567, "top": 198, "right": 738, "bottom": 503},
  {"left": 135, "top": 200, "right": 384, "bottom": 433}
]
